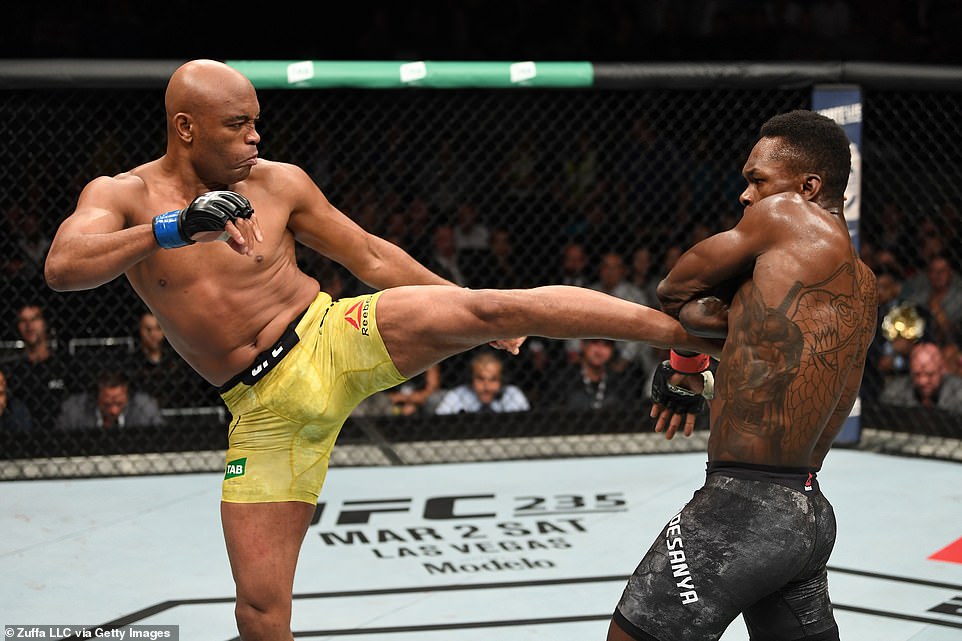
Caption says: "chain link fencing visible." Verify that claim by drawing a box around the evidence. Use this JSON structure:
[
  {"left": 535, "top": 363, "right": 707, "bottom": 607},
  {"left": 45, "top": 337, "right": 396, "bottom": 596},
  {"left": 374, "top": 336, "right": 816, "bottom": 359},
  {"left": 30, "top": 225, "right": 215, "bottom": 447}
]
[{"left": 1, "top": 62, "right": 960, "bottom": 479}]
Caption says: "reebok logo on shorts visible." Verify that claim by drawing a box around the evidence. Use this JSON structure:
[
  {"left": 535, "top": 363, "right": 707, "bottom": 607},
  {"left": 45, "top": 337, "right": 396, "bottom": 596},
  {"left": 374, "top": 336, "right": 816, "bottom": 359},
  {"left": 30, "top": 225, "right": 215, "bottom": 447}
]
[
  {"left": 225, "top": 457, "right": 247, "bottom": 479},
  {"left": 344, "top": 297, "right": 371, "bottom": 335}
]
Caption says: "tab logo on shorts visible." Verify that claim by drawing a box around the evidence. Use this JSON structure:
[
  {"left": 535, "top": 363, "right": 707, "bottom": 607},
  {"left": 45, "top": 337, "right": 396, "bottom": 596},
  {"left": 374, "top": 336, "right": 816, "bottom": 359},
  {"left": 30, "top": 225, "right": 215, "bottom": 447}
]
[
  {"left": 344, "top": 297, "right": 371, "bottom": 336},
  {"left": 225, "top": 457, "right": 247, "bottom": 479}
]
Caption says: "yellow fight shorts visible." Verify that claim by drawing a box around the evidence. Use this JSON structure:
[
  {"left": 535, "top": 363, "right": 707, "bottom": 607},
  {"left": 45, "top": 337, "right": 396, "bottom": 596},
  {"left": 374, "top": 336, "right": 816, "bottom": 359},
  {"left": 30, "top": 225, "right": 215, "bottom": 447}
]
[{"left": 219, "top": 290, "right": 406, "bottom": 504}]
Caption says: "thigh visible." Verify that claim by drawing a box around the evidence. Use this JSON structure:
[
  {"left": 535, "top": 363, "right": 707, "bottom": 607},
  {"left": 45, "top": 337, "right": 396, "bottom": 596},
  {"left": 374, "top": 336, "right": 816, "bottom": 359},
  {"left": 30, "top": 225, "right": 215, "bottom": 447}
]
[
  {"left": 375, "top": 285, "right": 504, "bottom": 377},
  {"left": 221, "top": 501, "right": 315, "bottom": 608},
  {"left": 742, "top": 493, "right": 839, "bottom": 640},
  {"left": 614, "top": 478, "right": 813, "bottom": 641},
  {"left": 614, "top": 488, "right": 742, "bottom": 641},
  {"left": 223, "top": 406, "right": 337, "bottom": 505},
  {"left": 742, "top": 568, "right": 839, "bottom": 641},
  {"left": 324, "top": 291, "right": 409, "bottom": 396}
]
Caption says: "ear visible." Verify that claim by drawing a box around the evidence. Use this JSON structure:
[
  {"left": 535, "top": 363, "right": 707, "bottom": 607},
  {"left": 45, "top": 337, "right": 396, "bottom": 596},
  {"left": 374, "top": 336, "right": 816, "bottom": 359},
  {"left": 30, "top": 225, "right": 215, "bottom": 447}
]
[
  {"left": 800, "top": 173, "right": 822, "bottom": 201},
  {"left": 173, "top": 113, "right": 193, "bottom": 143}
]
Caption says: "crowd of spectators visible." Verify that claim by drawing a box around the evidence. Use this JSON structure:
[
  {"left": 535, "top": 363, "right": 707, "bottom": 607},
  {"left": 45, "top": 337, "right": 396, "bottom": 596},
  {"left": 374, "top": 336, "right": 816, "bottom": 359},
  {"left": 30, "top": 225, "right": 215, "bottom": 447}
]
[
  {"left": 0, "top": 304, "right": 219, "bottom": 431},
  {"left": 4, "top": 158, "right": 962, "bottom": 429},
  {"left": 5, "top": 214, "right": 962, "bottom": 428},
  {"left": 860, "top": 218, "right": 962, "bottom": 417},
  {"left": 3, "top": 41, "right": 962, "bottom": 431}
]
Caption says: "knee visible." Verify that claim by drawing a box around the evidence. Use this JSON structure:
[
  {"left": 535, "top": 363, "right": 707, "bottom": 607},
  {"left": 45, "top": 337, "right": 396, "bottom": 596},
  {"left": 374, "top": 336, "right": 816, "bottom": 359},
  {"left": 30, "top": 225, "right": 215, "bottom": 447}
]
[
  {"left": 468, "top": 289, "right": 518, "bottom": 327},
  {"left": 235, "top": 597, "right": 292, "bottom": 641}
]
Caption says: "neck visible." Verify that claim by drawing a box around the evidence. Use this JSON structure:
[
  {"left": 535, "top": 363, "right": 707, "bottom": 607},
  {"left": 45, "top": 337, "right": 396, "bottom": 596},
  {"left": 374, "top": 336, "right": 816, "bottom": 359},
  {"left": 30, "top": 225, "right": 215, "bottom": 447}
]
[
  {"left": 26, "top": 342, "right": 50, "bottom": 363},
  {"left": 582, "top": 363, "right": 604, "bottom": 382},
  {"left": 818, "top": 198, "right": 843, "bottom": 216}
]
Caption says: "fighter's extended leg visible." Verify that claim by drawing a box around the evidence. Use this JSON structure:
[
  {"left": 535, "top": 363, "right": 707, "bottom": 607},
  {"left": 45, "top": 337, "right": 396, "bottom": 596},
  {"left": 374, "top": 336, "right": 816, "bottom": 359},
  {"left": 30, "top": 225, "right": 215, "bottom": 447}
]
[
  {"left": 221, "top": 501, "right": 315, "bottom": 641},
  {"left": 376, "top": 285, "right": 718, "bottom": 377}
]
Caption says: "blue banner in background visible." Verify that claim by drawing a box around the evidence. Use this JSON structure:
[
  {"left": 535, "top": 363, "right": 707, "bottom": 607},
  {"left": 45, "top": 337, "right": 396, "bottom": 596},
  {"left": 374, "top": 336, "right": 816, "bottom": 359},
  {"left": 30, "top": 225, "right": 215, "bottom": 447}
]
[
  {"left": 813, "top": 85, "right": 864, "bottom": 445},
  {"left": 813, "top": 85, "right": 863, "bottom": 250}
]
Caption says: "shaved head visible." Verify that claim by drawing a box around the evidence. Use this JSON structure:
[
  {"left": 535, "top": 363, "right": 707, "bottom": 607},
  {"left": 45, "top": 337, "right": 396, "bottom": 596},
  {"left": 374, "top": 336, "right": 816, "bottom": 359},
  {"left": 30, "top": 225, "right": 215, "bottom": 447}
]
[
  {"left": 165, "top": 59, "right": 255, "bottom": 122},
  {"left": 162, "top": 59, "right": 261, "bottom": 186}
]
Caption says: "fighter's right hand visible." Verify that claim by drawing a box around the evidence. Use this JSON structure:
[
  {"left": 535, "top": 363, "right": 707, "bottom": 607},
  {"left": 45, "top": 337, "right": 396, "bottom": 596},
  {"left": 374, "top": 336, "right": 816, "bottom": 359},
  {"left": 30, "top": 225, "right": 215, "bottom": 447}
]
[{"left": 152, "top": 190, "right": 256, "bottom": 250}]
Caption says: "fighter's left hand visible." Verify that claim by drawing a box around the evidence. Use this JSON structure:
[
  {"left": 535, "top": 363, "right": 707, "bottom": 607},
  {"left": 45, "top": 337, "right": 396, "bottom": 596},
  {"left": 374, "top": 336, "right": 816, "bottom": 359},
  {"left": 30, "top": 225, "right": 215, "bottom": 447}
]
[
  {"left": 489, "top": 336, "right": 527, "bottom": 355},
  {"left": 224, "top": 213, "right": 263, "bottom": 256}
]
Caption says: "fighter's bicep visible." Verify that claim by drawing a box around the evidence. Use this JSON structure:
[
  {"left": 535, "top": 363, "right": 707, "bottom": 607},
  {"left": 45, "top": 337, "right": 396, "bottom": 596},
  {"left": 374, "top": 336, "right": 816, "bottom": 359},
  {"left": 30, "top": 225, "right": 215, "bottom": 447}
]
[
  {"left": 691, "top": 227, "right": 760, "bottom": 280},
  {"left": 658, "top": 226, "right": 759, "bottom": 305},
  {"left": 58, "top": 177, "right": 137, "bottom": 236},
  {"left": 286, "top": 176, "right": 372, "bottom": 266}
]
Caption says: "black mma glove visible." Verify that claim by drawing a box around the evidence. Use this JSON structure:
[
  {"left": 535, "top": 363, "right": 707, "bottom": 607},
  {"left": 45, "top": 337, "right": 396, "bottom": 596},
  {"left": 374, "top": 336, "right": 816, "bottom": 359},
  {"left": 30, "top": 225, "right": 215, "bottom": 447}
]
[
  {"left": 650, "top": 357, "right": 715, "bottom": 415},
  {"left": 152, "top": 190, "right": 254, "bottom": 249}
]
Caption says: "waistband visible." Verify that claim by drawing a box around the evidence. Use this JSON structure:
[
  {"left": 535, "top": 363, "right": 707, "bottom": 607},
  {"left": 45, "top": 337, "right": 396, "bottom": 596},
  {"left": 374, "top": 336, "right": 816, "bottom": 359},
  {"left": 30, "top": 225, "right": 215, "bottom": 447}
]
[
  {"left": 707, "top": 460, "right": 819, "bottom": 494},
  {"left": 217, "top": 306, "right": 310, "bottom": 394}
]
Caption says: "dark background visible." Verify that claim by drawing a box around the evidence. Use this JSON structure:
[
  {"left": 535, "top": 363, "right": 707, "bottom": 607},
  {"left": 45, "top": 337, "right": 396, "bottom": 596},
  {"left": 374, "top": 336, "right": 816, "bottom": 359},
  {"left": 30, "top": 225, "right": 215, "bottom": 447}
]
[{"left": 4, "top": 1, "right": 962, "bottom": 64}]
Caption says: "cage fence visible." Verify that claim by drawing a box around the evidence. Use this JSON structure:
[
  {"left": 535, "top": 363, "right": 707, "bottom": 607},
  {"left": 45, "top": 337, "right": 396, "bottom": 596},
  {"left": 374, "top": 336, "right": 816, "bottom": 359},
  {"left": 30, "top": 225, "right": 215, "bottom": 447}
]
[{"left": 1, "top": 61, "right": 960, "bottom": 479}]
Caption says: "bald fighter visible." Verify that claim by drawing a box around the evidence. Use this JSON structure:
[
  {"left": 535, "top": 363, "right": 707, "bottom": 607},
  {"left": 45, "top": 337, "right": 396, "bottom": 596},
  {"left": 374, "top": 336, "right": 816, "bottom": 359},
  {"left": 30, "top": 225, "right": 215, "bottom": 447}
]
[{"left": 45, "top": 59, "right": 717, "bottom": 641}]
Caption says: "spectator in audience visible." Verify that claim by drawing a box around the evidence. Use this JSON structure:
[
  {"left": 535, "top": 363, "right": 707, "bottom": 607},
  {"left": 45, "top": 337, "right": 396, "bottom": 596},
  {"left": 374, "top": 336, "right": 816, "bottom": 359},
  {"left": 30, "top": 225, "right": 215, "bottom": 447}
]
[
  {"left": 488, "top": 227, "right": 525, "bottom": 288},
  {"left": 590, "top": 251, "right": 659, "bottom": 380},
  {"left": 646, "top": 243, "right": 685, "bottom": 293},
  {"left": 386, "top": 364, "right": 443, "bottom": 416},
  {"left": 382, "top": 210, "right": 409, "bottom": 248},
  {"left": 566, "top": 203, "right": 620, "bottom": 255},
  {"left": 556, "top": 241, "right": 591, "bottom": 287},
  {"left": 455, "top": 202, "right": 495, "bottom": 288},
  {"left": 423, "top": 224, "right": 467, "bottom": 286},
  {"left": 592, "top": 251, "right": 649, "bottom": 306},
  {"left": 5, "top": 303, "right": 71, "bottom": 428},
  {"left": 498, "top": 131, "right": 543, "bottom": 218},
  {"left": 349, "top": 389, "right": 397, "bottom": 417},
  {"left": 56, "top": 369, "right": 165, "bottom": 430},
  {"left": 862, "top": 264, "right": 936, "bottom": 401},
  {"left": 547, "top": 338, "right": 633, "bottom": 411},
  {"left": 10, "top": 203, "right": 53, "bottom": 279},
  {"left": 121, "top": 312, "right": 216, "bottom": 408},
  {"left": 629, "top": 246, "right": 660, "bottom": 305},
  {"left": 560, "top": 130, "right": 602, "bottom": 211},
  {"left": 902, "top": 232, "right": 951, "bottom": 297},
  {"left": 0, "top": 367, "right": 33, "bottom": 430},
  {"left": 905, "top": 253, "right": 962, "bottom": 345},
  {"left": 943, "top": 342, "right": 962, "bottom": 377},
  {"left": 453, "top": 202, "right": 490, "bottom": 251},
  {"left": 463, "top": 227, "right": 525, "bottom": 290},
  {"left": 435, "top": 350, "right": 529, "bottom": 414},
  {"left": 1, "top": 202, "right": 52, "bottom": 288},
  {"left": 401, "top": 196, "right": 435, "bottom": 260},
  {"left": 880, "top": 342, "right": 962, "bottom": 413},
  {"left": 316, "top": 261, "right": 352, "bottom": 300}
]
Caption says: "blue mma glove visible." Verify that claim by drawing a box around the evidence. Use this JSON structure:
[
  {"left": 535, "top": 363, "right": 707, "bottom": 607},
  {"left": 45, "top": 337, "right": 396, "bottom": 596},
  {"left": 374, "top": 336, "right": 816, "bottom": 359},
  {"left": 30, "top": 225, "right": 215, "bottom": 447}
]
[{"left": 152, "top": 190, "right": 254, "bottom": 249}]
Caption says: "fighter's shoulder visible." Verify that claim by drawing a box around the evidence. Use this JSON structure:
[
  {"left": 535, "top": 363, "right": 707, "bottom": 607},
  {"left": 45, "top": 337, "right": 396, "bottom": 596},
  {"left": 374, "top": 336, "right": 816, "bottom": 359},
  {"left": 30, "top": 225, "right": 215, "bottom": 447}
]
[
  {"left": 247, "top": 159, "right": 313, "bottom": 190},
  {"left": 738, "top": 193, "right": 815, "bottom": 237},
  {"left": 79, "top": 166, "right": 151, "bottom": 206}
]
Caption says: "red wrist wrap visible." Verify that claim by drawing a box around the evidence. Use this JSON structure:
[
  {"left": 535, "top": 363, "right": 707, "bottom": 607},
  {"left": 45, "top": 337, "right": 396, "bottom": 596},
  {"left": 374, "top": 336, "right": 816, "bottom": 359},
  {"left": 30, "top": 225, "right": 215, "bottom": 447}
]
[{"left": 670, "top": 350, "right": 710, "bottom": 374}]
